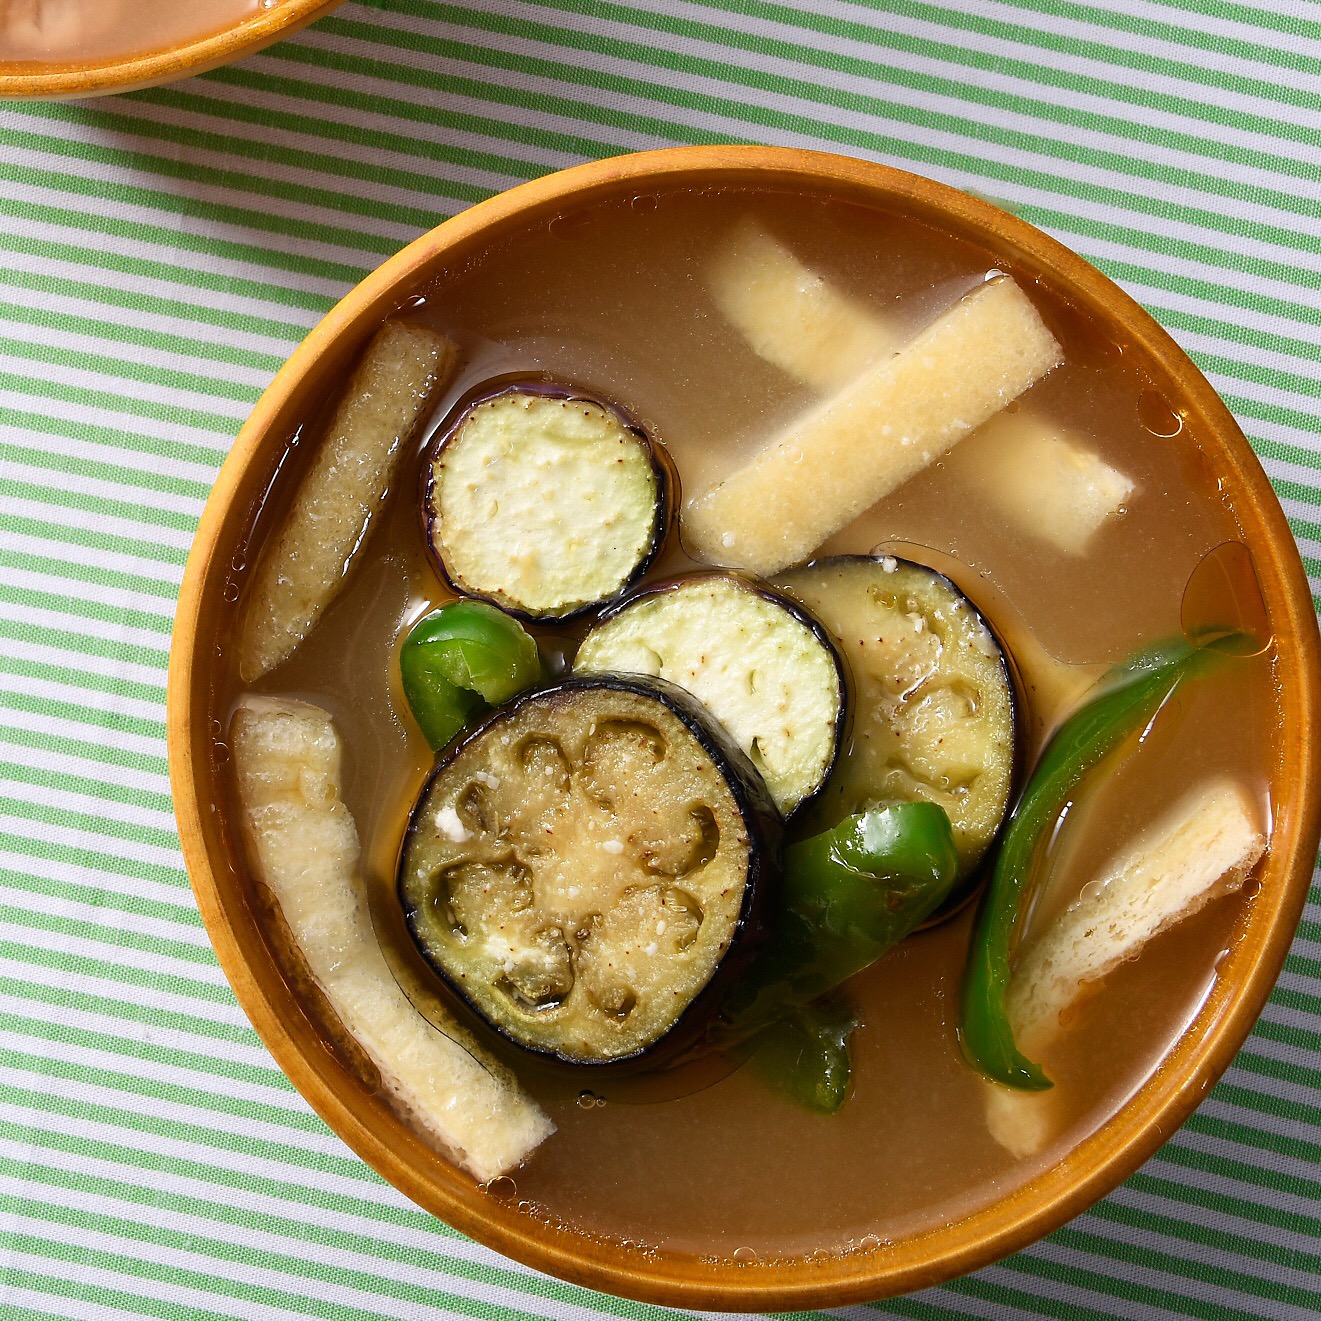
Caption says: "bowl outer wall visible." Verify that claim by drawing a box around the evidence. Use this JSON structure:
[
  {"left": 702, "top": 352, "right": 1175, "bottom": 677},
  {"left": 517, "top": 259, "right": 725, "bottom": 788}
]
[
  {"left": 167, "top": 145, "right": 1321, "bottom": 1309},
  {"left": 0, "top": 0, "right": 344, "bottom": 99}
]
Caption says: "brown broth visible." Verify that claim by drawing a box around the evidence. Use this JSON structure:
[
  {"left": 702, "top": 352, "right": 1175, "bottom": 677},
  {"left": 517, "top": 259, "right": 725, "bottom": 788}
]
[
  {"left": 0, "top": 0, "right": 278, "bottom": 64},
  {"left": 226, "top": 186, "right": 1279, "bottom": 1261}
]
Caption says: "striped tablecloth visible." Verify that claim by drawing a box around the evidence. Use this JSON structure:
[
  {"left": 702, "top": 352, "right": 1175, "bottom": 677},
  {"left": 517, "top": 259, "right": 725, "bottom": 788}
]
[{"left": 1, "top": 2, "right": 1319, "bottom": 1318}]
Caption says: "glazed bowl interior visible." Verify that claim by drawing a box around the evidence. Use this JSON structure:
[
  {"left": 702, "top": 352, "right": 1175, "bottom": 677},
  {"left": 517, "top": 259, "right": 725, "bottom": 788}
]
[
  {"left": 168, "top": 146, "right": 1321, "bottom": 1309},
  {"left": 0, "top": 0, "right": 342, "bottom": 99}
]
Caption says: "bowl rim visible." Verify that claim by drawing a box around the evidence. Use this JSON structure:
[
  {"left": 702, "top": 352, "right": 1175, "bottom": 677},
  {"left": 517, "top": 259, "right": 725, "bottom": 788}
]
[
  {"left": 0, "top": 0, "right": 342, "bottom": 99},
  {"left": 167, "top": 144, "right": 1321, "bottom": 1308}
]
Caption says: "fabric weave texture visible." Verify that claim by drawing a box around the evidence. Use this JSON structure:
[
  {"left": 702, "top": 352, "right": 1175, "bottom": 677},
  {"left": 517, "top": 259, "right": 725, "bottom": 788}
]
[{"left": 0, "top": 1, "right": 1319, "bottom": 1318}]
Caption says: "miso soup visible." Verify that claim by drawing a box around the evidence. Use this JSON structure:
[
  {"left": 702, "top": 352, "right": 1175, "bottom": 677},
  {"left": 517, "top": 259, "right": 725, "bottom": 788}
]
[{"left": 220, "top": 184, "right": 1278, "bottom": 1262}]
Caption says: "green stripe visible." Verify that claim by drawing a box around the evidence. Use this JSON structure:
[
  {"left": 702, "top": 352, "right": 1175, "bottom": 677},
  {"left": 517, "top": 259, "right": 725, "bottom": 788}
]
[{"left": 0, "top": 299, "right": 286, "bottom": 378}]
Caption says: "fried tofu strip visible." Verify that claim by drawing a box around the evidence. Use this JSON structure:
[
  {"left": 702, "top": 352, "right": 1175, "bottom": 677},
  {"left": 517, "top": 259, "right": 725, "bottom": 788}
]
[
  {"left": 684, "top": 277, "right": 1063, "bottom": 576},
  {"left": 961, "top": 411, "right": 1135, "bottom": 555},
  {"left": 240, "top": 323, "right": 458, "bottom": 682},
  {"left": 707, "top": 218, "right": 898, "bottom": 391},
  {"left": 233, "top": 695, "right": 553, "bottom": 1181},
  {"left": 984, "top": 778, "right": 1265, "bottom": 1158}
]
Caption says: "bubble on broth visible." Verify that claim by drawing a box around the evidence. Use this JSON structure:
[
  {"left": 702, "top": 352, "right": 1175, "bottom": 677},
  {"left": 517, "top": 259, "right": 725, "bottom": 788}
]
[
  {"left": 1137, "top": 388, "right": 1184, "bottom": 438},
  {"left": 1181, "top": 540, "right": 1272, "bottom": 656}
]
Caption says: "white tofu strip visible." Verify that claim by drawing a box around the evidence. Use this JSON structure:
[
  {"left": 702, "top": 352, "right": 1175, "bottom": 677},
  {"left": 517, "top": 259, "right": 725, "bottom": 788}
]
[
  {"left": 984, "top": 778, "right": 1266, "bottom": 1157},
  {"left": 707, "top": 218, "right": 898, "bottom": 391},
  {"left": 232, "top": 695, "right": 553, "bottom": 1181},
  {"left": 683, "top": 277, "right": 1064, "bottom": 577},
  {"left": 240, "top": 322, "right": 459, "bottom": 681},
  {"left": 960, "top": 411, "right": 1135, "bottom": 555}
]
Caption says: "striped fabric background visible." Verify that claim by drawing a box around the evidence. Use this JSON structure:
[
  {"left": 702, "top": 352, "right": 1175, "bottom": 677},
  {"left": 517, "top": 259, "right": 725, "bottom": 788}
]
[{"left": 0, "top": 1, "right": 1319, "bottom": 1318}]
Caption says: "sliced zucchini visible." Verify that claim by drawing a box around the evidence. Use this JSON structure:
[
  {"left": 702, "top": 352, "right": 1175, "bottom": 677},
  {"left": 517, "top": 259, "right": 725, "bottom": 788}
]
[
  {"left": 574, "top": 574, "right": 845, "bottom": 816},
  {"left": 778, "top": 556, "right": 1015, "bottom": 876},
  {"left": 398, "top": 676, "right": 780, "bottom": 1065},
  {"left": 425, "top": 386, "right": 669, "bottom": 620}
]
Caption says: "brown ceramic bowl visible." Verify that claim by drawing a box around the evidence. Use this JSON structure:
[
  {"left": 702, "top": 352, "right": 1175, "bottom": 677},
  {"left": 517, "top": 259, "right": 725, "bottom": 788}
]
[
  {"left": 0, "top": 0, "right": 342, "bottom": 99},
  {"left": 168, "top": 146, "right": 1321, "bottom": 1308}
]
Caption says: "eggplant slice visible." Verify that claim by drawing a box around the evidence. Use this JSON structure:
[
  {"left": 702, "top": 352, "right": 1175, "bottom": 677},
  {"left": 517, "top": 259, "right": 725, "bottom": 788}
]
[
  {"left": 574, "top": 574, "right": 846, "bottom": 816},
  {"left": 425, "top": 386, "right": 668, "bottom": 620},
  {"left": 778, "top": 556, "right": 1015, "bottom": 877},
  {"left": 398, "top": 676, "right": 780, "bottom": 1065}
]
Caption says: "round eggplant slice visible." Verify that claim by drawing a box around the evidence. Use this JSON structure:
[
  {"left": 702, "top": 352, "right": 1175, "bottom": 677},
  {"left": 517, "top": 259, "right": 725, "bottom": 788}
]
[
  {"left": 424, "top": 386, "right": 669, "bottom": 620},
  {"left": 397, "top": 676, "right": 780, "bottom": 1065},
  {"left": 574, "top": 574, "right": 846, "bottom": 817},
  {"left": 777, "top": 556, "right": 1015, "bottom": 877}
]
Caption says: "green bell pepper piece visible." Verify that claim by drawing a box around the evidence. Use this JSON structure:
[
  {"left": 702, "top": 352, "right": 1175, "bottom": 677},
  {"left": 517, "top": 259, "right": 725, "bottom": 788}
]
[
  {"left": 750, "top": 996, "right": 858, "bottom": 1115},
  {"left": 725, "top": 801, "right": 959, "bottom": 1039},
  {"left": 400, "top": 601, "right": 542, "bottom": 750},
  {"left": 960, "top": 632, "right": 1243, "bottom": 1091}
]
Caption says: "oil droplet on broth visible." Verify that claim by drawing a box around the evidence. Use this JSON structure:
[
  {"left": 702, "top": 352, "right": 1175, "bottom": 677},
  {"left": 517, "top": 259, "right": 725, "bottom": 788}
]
[
  {"left": 732, "top": 1246, "right": 758, "bottom": 1263},
  {"left": 577, "top": 1090, "right": 605, "bottom": 1109},
  {"left": 858, "top": 1234, "right": 882, "bottom": 1252},
  {"left": 484, "top": 1176, "right": 517, "bottom": 1199},
  {"left": 1137, "top": 389, "right": 1184, "bottom": 438}
]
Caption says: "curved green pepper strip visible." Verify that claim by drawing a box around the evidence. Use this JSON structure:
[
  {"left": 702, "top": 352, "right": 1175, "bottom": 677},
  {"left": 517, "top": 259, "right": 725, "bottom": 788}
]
[
  {"left": 723, "top": 801, "right": 959, "bottom": 1039},
  {"left": 960, "top": 632, "right": 1243, "bottom": 1091},
  {"left": 750, "top": 996, "right": 858, "bottom": 1114},
  {"left": 400, "top": 601, "right": 542, "bottom": 751}
]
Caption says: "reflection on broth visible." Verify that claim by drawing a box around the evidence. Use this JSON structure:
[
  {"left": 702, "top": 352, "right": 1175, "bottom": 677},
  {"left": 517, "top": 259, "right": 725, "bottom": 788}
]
[
  {"left": 0, "top": 0, "right": 280, "bottom": 64},
  {"left": 223, "top": 187, "right": 1278, "bottom": 1260}
]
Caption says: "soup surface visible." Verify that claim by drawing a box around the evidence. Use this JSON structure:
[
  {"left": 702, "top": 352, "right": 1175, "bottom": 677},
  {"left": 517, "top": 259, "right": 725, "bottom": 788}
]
[
  {"left": 0, "top": 0, "right": 281, "bottom": 64},
  {"left": 222, "top": 185, "right": 1278, "bottom": 1261}
]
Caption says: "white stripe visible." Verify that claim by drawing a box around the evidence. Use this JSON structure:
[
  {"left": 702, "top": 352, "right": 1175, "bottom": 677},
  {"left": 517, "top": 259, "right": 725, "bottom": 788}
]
[
  {"left": 308, "top": 25, "right": 1321, "bottom": 276},
  {"left": 0, "top": 705, "right": 167, "bottom": 761},
  {"left": 65, "top": 95, "right": 527, "bottom": 219},
  {"left": 0, "top": 1169, "right": 634, "bottom": 1321},
  {"left": 1020, "top": 1236, "right": 1307, "bottom": 1320},
  {"left": 1122, "top": 279, "right": 1321, "bottom": 353},
  {"left": 0, "top": 351, "right": 253, "bottom": 424},
  {"left": 0, "top": 150, "right": 416, "bottom": 269},
  {"left": 1172, "top": 1122, "right": 1319, "bottom": 1187},
  {"left": 0, "top": 994, "right": 276, "bottom": 1071},
  {"left": 1260, "top": 452, "right": 1321, "bottom": 491},
  {"left": 0, "top": 775, "right": 175, "bottom": 834},
  {"left": 0, "top": 418, "right": 224, "bottom": 485},
  {"left": 588, "top": 0, "right": 1321, "bottom": 168},
  {"left": 0, "top": 527, "right": 185, "bottom": 587},
  {"left": 0, "top": 457, "right": 206, "bottom": 521},
  {"left": 0, "top": 637, "right": 168, "bottom": 692},
  {"left": 0, "top": 812, "right": 179, "bottom": 871},
  {"left": 0, "top": 234, "right": 339, "bottom": 322},
  {"left": 1069, "top": 1195, "right": 1319, "bottom": 1293},
  {"left": 148, "top": 67, "right": 591, "bottom": 175},
  {"left": 0, "top": 920, "right": 224, "bottom": 988},
  {"left": 0, "top": 492, "right": 196, "bottom": 554},
  {"left": 476, "top": 0, "right": 1321, "bottom": 206},
  {"left": 0, "top": 313, "right": 277, "bottom": 395},
  {"left": 0, "top": 739, "right": 171, "bottom": 798},
  {"left": 1203, "top": 368, "right": 1321, "bottom": 421},
  {"left": 0, "top": 871, "right": 202, "bottom": 942},
  {"left": 0, "top": 848, "right": 188, "bottom": 912},
  {"left": 0, "top": 1065, "right": 339, "bottom": 1156},
  {"left": 597, "top": 0, "right": 1321, "bottom": 133},
  {"left": 0, "top": 1243, "right": 363, "bottom": 1321},
  {"left": 0, "top": 954, "right": 237, "bottom": 1027},
  {"left": 0, "top": 279, "right": 303, "bottom": 362},
  {"left": 0, "top": 670, "right": 166, "bottom": 725},
  {"left": 0, "top": 1132, "right": 522, "bottom": 1273},
  {"left": 0, "top": 1027, "right": 299, "bottom": 1113}
]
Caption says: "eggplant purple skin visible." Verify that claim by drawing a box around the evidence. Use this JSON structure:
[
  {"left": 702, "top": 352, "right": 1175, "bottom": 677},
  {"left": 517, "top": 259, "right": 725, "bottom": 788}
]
[
  {"left": 777, "top": 553, "right": 1023, "bottom": 921},
  {"left": 395, "top": 672, "right": 784, "bottom": 1071},
  {"left": 585, "top": 569, "right": 853, "bottom": 822},
  {"left": 420, "top": 379, "right": 676, "bottom": 625}
]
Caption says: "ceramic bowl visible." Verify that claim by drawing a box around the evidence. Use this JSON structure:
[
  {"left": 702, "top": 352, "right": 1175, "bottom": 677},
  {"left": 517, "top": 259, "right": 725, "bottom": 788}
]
[
  {"left": 0, "top": 0, "right": 342, "bottom": 99},
  {"left": 168, "top": 146, "right": 1321, "bottom": 1308}
]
